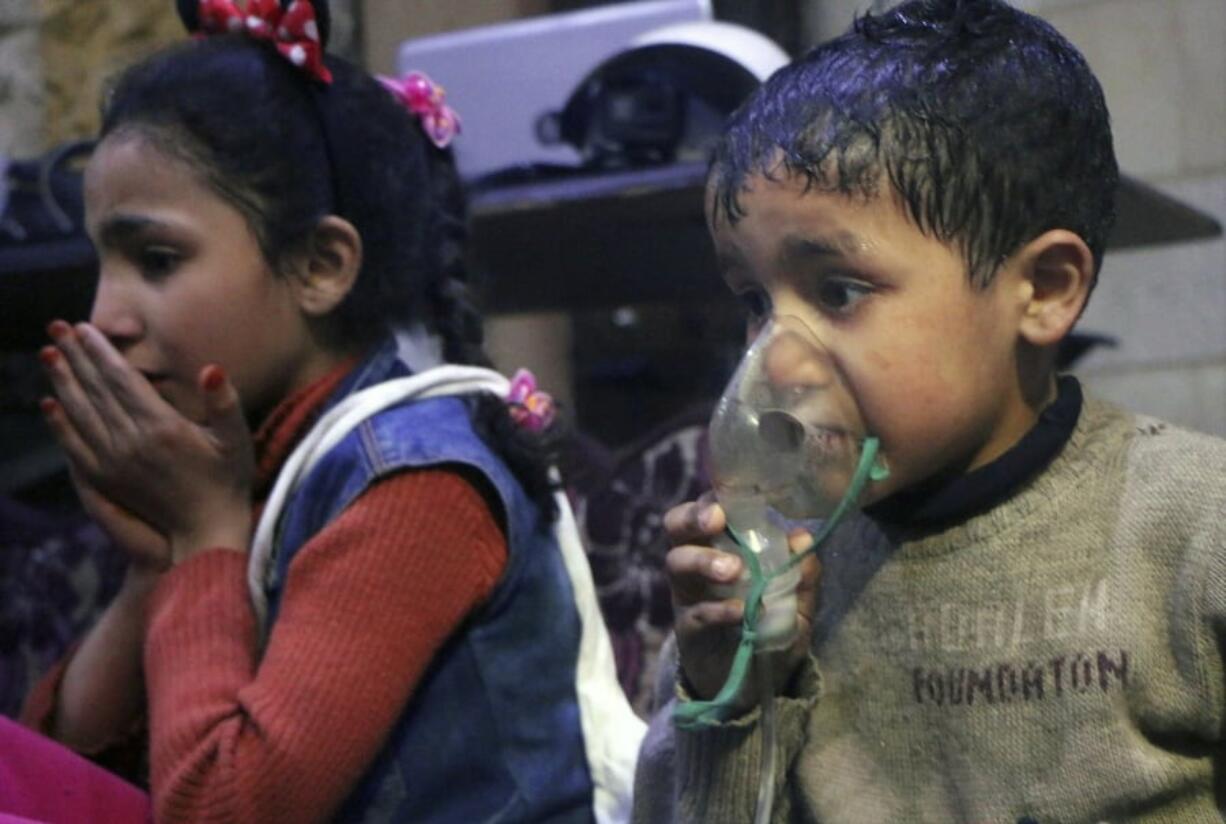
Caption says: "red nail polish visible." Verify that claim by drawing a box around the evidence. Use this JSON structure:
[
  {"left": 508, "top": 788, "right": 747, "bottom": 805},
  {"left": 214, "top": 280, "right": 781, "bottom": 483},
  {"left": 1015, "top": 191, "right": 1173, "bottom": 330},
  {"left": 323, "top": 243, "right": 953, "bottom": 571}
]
[
  {"left": 39, "top": 397, "right": 57, "bottom": 416},
  {"left": 203, "top": 366, "right": 226, "bottom": 392},
  {"left": 46, "top": 320, "right": 70, "bottom": 340},
  {"left": 39, "top": 346, "right": 60, "bottom": 368}
]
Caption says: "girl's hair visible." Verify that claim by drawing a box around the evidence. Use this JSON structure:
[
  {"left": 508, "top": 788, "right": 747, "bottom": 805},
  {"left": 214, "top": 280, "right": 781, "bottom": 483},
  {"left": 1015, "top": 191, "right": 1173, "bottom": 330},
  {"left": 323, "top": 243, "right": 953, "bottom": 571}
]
[{"left": 100, "top": 31, "right": 558, "bottom": 519}]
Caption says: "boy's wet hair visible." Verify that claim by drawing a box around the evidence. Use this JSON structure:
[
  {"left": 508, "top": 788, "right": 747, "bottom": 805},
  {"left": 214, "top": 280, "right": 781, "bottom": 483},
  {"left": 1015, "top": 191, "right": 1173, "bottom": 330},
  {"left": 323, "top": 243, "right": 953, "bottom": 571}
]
[
  {"left": 710, "top": 0, "right": 1119, "bottom": 287},
  {"left": 100, "top": 36, "right": 559, "bottom": 518}
]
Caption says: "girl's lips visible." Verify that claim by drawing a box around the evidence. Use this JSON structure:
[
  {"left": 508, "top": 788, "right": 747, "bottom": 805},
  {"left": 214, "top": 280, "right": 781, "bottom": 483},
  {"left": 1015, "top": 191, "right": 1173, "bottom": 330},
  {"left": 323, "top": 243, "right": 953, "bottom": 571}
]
[{"left": 140, "top": 371, "right": 172, "bottom": 390}]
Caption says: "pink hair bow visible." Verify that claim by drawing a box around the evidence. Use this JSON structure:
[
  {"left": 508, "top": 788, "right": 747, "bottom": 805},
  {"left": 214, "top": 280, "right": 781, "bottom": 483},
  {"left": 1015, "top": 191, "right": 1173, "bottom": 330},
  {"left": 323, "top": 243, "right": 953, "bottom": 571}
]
[
  {"left": 196, "top": 0, "right": 332, "bottom": 83},
  {"left": 506, "top": 369, "right": 556, "bottom": 433},
  {"left": 377, "top": 71, "right": 462, "bottom": 149}
]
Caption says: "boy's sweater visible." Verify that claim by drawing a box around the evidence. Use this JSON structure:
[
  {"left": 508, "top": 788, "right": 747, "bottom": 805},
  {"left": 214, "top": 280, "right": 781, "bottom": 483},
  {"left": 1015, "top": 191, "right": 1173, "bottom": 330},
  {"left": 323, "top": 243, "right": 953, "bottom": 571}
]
[{"left": 633, "top": 395, "right": 1226, "bottom": 823}]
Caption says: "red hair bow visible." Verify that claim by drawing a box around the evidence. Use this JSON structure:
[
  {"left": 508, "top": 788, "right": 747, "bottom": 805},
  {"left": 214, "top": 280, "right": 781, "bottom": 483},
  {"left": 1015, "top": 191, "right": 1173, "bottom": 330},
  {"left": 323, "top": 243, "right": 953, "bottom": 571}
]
[
  {"left": 197, "top": 0, "right": 332, "bottom": 83},
  {"left": 378, "top": 71, "right": 462, "bottom": 149}
]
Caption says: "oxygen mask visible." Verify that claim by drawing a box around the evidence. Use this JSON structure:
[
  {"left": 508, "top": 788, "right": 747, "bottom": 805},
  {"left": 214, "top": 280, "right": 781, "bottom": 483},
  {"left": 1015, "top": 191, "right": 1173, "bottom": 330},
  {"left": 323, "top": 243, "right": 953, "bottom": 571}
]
[{"left": 706, "top": 315, "right": 887, "bottom": 650}]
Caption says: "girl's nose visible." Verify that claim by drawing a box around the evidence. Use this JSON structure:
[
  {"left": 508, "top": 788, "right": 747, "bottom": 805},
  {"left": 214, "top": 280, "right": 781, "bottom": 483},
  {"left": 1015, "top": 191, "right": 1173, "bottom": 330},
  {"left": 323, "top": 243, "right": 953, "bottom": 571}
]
[{"left": 88, "top": 275, "right": 143, "bottom": 347}]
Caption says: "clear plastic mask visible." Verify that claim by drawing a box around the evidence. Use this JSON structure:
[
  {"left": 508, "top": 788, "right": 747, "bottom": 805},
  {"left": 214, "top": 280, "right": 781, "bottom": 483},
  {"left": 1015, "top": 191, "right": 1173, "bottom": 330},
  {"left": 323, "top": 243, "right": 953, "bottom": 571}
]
[{"left": 708, "top": 315, "right": 885, "bottom": 648}]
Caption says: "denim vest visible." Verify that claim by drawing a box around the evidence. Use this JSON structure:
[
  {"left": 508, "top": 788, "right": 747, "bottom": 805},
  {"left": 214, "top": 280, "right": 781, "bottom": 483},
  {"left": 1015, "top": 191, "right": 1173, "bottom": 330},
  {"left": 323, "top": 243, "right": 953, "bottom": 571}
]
[{"left": 262, "top": 343, "right": 595, "bottom": 823}]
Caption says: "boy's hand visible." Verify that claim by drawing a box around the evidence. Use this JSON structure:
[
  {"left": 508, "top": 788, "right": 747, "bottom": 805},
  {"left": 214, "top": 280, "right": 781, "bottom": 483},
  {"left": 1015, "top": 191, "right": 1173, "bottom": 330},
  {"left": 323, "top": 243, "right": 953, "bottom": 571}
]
[
  {"left": 40, "top": 321, "right": 255, "bottom": 563},
  {"left": 666, "top": 493, "right": 820, "bottom": 703},
  {"left": 666, "top": 493, "right": 743, "bottom": 700}
]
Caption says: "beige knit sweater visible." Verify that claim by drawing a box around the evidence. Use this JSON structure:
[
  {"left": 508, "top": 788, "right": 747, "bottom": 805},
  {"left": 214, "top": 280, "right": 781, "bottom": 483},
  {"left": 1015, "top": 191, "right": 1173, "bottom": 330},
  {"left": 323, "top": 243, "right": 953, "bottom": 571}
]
[{"left": 632, "top": 396, "right": 1226, "bottom": 823}]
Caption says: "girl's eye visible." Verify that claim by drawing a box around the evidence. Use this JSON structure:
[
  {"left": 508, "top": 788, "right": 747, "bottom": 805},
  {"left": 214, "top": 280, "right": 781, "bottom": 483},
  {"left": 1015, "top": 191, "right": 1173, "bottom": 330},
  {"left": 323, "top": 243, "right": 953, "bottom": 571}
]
[
  {"left": 138, "top": 247, "right": 181, "bottom": 280},
  {"left": 813, "top": 278, "right": 872, "bottom": 315}
]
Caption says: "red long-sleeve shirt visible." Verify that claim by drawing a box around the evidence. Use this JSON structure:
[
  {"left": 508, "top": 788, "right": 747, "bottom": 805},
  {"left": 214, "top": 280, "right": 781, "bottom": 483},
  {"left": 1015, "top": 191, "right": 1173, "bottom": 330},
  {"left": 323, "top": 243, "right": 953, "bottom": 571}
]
[{"left": 24, "top": 362, "right": 509, "bottom": 823}]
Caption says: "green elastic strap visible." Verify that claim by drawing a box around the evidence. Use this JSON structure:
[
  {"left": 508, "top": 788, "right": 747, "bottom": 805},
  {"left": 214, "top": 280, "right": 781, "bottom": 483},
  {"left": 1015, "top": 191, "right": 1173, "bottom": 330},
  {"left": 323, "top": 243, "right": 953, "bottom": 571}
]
[{"left": 673, "top": 437, "right": 882, "bottom": 730}]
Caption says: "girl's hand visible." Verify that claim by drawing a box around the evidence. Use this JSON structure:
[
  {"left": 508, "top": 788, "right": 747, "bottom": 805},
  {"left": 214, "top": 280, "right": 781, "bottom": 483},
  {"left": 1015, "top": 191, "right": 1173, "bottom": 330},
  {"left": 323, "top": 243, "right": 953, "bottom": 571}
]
[
  {"left": 40, "top": 321, "right": 255, "bottom": 563},
  {"left": 665, "top": 492, "right": 820, "bottom": 704},
  {"left": 70, "top": 465, "right": 172, "bottom": 572}
]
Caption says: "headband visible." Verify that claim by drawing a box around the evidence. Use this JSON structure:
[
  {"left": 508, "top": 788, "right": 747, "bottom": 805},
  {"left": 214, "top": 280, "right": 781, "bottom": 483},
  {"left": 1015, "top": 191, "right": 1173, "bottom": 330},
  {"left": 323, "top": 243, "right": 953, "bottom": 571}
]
[
  {"left": 178, "top": 1, "right": 461, "bottom": 148},
  {"left": 186, "top": 0, "right": 332, "bottom": 83}
]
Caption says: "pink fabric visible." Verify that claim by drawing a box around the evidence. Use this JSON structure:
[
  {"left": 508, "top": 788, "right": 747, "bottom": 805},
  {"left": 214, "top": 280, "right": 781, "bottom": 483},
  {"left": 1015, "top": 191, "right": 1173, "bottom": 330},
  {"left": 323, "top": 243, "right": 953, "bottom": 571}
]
[{"left": 0, "top": 717, "right": 149, "bottom": 824}]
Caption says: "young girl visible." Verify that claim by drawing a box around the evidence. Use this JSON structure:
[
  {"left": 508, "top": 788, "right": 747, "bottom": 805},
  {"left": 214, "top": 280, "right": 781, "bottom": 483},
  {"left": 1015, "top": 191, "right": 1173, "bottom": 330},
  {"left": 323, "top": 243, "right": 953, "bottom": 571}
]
[{"left": 19, "top": 1, "right": 642, "bottom": 821}]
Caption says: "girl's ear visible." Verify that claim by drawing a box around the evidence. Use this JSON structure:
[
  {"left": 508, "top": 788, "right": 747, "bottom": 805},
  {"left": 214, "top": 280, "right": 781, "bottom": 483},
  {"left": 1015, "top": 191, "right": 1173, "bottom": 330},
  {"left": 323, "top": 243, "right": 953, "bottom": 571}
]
[
  {"left": 292, "top": 216, "right": 362, "bottom": 317},
  {"left": 1013, "top": 229, "right": 1095, "bottom": 347}
]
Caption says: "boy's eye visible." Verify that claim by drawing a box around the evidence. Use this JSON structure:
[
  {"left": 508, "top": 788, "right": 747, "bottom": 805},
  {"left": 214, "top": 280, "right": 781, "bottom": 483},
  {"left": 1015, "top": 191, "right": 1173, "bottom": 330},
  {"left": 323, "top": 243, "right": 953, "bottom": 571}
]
[
  {"left": 137, "top": 247, "right": 181, "bottom": 279},
  {"left": 737, "top": 288, "right": 771, "bottom": 321},
  {"left": 733, "top": 289, "right": 771, "bottom": 339},
  {"left": 813, "top": 278, "right": 872, "bottom": 314}
]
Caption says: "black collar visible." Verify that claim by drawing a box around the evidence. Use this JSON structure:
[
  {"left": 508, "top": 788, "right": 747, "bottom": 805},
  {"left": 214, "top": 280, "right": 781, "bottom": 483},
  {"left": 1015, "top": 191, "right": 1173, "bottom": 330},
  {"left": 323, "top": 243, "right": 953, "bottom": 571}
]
[{"left": 865, "top": 376, "right": 1083, "bottom": 529}]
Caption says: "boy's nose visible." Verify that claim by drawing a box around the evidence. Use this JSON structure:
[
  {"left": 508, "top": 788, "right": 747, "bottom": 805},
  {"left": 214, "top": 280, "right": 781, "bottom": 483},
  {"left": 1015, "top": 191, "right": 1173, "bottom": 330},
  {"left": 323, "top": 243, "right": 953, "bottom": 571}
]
[
  {"left": 88, "top": 276, "right": 143, "bottom": 346},
  {"left": 760, "top": 321, "right": 836, "bottom": 397}
]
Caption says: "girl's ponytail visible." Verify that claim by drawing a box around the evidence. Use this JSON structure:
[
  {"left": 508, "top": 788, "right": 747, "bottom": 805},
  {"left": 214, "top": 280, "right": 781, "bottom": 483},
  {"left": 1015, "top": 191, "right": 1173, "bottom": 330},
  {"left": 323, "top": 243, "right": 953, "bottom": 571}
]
[
  {"left": 422, "top": 146, "right": 561, "bottom": 522},
  {"left": 423, "top": 149, "right": 488, "bottom": 369}
]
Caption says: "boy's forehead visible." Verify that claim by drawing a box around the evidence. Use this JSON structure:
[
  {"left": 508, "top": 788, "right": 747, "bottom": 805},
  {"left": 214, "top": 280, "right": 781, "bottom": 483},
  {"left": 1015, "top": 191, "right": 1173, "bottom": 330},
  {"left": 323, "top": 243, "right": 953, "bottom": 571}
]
[
  {"left": 705, "top": 164, "right": 897, "bottom": 239},
  {"left": 704, "top": 165, "right": 985, "bottom": 286},
  {"left": 707, "top": 178, "right": 875, "bottom": 273}
]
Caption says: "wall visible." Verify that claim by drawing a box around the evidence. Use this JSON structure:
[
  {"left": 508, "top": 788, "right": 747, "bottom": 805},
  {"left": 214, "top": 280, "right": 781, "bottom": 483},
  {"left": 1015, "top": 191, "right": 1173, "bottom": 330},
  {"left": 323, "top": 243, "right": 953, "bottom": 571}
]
[
  {"left": 1023, "top": 0, "right": 1226, "bottom": 437},
  {"left": 40, "top": 0, "right": 183, "bottom": 148},
  {"left": 804, "top": 0, "right": 1226, "bottom": 437},
  {"left": 361, "top": 0, "right": 552, "bottom": 75},
  {"left": 2, "top": 0, "right": 360, "bottom": 156},
  {"left": 0, "top": 0, "right": 45, "bottom": 156}
]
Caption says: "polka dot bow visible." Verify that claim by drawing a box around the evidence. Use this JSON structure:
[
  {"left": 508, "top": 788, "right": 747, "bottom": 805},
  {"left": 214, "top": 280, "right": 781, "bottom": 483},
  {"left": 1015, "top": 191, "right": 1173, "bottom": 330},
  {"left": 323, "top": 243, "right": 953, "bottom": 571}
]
[
  {"left": 196, "top": 0, "right": 332, "bottom": 83},
  {"left": 506, "top": 369, "right": 556, "bottom": 433},
  {"left": 377, "top": 71, "right": 462, "bottom": 149}
]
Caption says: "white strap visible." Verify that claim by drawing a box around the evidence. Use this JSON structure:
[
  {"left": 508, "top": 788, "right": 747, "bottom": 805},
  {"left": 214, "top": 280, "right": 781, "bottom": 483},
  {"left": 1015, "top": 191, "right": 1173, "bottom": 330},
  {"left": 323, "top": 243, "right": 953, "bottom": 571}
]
[
  {"left": 247, "top": 365, "right": 643, "bottom": 823},
  {"left": 248, "top": 366, "right": 510, "bottom": 629},
  {"left": 551, "top": 488, "right": 647, "bottom": 824}
]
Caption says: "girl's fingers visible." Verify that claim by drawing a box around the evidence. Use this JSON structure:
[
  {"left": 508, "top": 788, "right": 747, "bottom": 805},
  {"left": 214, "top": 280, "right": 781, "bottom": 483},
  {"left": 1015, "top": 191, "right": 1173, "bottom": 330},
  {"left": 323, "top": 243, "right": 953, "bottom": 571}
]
[
  {"left": 196, "top": 365, "right": 254, "bottom": 467},
  {"left": 40, "top": 343, "right": 115, "bottom": 453},
  {"left": 197, "top": 365, "right": 244, "bottom": 438},
  {"left": 74, "top": 323, "right": 169, "bottom": 421},
  {"left": 47, "top": 322, "right": 135, "bottom": 436},
  {"left": 39, "top": 396, "right": 100, "bottom": 474}
]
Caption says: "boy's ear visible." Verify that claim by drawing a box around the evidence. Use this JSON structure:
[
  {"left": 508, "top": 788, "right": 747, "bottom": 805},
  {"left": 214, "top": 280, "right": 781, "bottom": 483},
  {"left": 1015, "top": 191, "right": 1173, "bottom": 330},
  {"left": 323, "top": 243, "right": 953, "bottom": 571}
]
[
  {"left": 291, "top": 216, "right": 363, "bottom": 317},
  {"left": 1012, "top": 229, "right": 1095, "bottom": 347}
]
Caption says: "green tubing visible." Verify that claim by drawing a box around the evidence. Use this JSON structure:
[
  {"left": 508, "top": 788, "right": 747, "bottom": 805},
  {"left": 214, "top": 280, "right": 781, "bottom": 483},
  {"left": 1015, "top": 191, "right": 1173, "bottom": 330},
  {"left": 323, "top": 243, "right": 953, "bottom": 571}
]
[{"left": 673, "top": 437, "right": 884, "bottom": 730}]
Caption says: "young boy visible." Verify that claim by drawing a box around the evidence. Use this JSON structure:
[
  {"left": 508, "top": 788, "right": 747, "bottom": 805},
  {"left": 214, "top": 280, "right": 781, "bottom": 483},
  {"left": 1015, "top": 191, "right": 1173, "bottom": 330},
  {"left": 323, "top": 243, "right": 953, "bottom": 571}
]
[{"left": 632, "top": 0, "right": 1226, "bottom": 821}]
